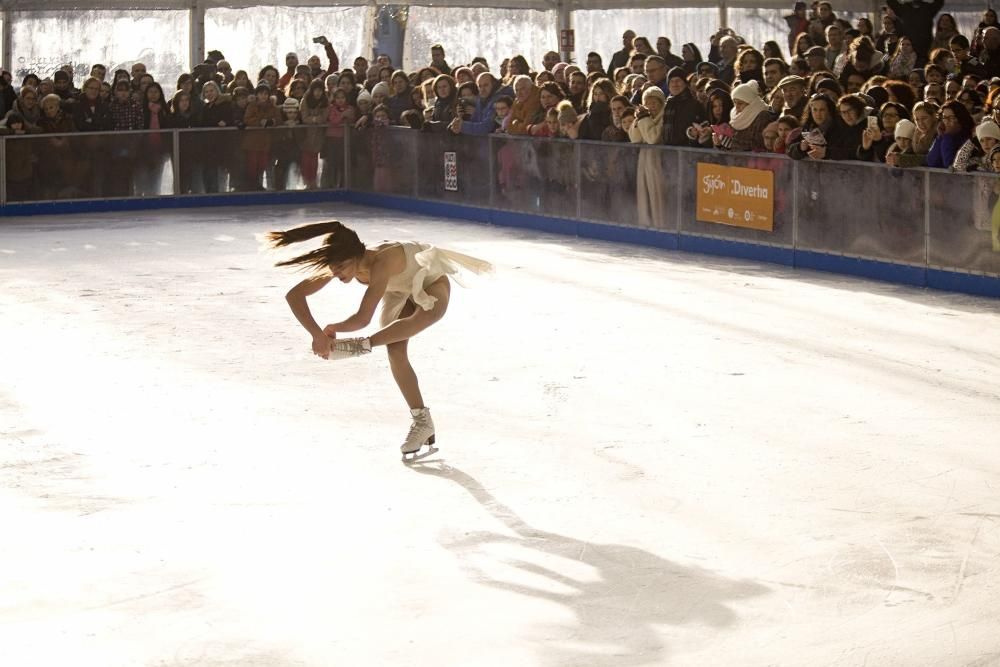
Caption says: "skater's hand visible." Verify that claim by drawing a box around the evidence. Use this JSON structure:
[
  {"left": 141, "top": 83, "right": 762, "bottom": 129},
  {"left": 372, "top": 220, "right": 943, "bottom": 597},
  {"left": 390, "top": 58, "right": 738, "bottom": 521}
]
[
  {"left": 312, "top": 332, "right": 333, "bottom": 359},
  {"left": 322, "top": 324, "right": 338, "bottom": 338}
]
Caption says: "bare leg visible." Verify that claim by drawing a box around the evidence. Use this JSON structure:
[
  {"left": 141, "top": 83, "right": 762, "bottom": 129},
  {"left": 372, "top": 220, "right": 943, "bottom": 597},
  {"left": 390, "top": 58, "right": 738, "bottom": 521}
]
[
  {"left": 387, "top": 338, "right": 425, "bottom": 410},
  {"left": 385, "top": 301, "right": 424, "bottom": 409},
  {"left": 369, "top": 277, "right": 450, "bottom": 348}
]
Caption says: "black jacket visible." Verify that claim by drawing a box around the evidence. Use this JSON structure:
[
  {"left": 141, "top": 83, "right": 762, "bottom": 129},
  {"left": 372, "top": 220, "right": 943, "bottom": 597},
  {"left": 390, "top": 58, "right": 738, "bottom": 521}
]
[
  {"left": 72, "top": 99, "right": 113, "bottom": 132},
  {"left": 663, "top": 88, "right": 705, "bottom": 146}
]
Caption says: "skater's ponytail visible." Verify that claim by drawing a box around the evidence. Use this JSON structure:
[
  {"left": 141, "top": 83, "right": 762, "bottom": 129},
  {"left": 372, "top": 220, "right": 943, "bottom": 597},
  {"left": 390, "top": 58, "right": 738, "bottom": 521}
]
[{"left": 265, "top": 220, "right": 367, "bottom": 272}]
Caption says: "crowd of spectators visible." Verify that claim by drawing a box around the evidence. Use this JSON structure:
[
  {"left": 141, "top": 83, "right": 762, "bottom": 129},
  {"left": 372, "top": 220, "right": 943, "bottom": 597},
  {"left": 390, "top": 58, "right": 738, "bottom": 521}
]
[{"left": 3, "top": 0, "right": 1000, "bottom": 202}]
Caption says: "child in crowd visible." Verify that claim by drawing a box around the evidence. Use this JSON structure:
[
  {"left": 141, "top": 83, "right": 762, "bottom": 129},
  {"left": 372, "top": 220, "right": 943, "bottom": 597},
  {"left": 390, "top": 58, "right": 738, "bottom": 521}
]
[
  {"left": 493, "top": 95, "right": 513, "bottom": 133},
  {"left": 885, "top": 118, "right": 923, "bottom": 167}
]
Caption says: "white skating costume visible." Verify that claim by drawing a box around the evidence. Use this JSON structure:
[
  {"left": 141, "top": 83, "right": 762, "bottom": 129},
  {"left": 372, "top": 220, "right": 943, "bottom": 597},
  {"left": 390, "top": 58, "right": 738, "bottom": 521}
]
[
  {"left": 378, "top": 241, "right": 493, "bottom": 327},
  {"left": 328, "top": 241, "right": 492, "bottom": 459}
]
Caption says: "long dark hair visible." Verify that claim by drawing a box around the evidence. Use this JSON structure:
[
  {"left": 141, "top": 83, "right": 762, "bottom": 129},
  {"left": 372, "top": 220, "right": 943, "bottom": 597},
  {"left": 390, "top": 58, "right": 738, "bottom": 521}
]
[
  {"left": 303, "top": 79, "right": 328, "bottom": 110},
  {"left": 942, "top": 99, "right": 975, "bottom": 137},
  {"left": 266, "top": 221, "right": 367, "bottom": 272}
]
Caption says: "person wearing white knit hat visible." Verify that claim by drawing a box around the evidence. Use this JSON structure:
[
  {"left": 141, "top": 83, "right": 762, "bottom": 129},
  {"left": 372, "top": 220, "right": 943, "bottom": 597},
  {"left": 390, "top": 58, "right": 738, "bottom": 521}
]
[
  {"left": 948, "top": 118, "right": 1000, "bottom": 172},
  {"left": 725, "top": 80, "right": 776, "bottom": 152},
  {"left": 975, "top": 119, "right": 1000, "bottom": 150},
  {"left": 894, "top": 118, "right": 916, "bottom": 140},
  {"left": 885, "top": 119, "right": 921, "bottom": 168}
]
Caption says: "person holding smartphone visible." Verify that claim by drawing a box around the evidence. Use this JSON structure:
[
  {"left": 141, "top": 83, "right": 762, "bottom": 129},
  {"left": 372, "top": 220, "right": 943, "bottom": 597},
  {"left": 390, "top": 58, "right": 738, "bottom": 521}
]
[{"left": 858, "top": 101, "right": 908, "bottom": 162}]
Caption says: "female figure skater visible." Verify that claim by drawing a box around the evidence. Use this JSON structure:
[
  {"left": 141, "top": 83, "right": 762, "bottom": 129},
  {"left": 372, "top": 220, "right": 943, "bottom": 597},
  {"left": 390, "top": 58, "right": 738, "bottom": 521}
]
[{"left": 267, "top": 221, "right": 492, "bottom": 458}]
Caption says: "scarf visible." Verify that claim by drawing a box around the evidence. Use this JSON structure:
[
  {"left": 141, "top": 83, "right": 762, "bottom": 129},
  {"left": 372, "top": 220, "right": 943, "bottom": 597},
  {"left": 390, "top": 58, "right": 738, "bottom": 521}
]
[{"left": 729, "top": 81, "right": 770, "bottom": 131}]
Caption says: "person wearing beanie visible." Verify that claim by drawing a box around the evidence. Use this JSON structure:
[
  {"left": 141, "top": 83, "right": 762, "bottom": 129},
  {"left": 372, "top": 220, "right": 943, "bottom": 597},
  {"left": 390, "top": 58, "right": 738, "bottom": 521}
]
[
  {"left": 281, "top": 96, "right": 300, "bottom": 117},
  {"left": 663, "top": 65, "right": 705, "bottom": 145},
  {"left": 726, "top": 79, "right": 776, "bottom": 151},
  {"left": 814, "top": 77, "right": 843, "bottom": 102},
  {"left": 629, "top": 86, "right": 667, "bottom": 227},
  {"left": 952, "top": 117, "right": 1000, "bottom": 171},
  {"left": 371, "top": 81, "right": 391, "bottom": 106},
  {"left": 356, "top": 88, "right": 373, "bottom": 115},
  {"left": 696, "top": 61, "right": 719, "bottom": 78}
]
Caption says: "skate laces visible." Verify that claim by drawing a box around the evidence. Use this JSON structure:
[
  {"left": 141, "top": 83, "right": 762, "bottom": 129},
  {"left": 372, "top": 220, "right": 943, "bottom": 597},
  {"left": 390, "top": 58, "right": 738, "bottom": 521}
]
[
  {"left": 333, "top": 337, "right": 371, "bottom": 355},
  {"left": 407, "top": 412, "right": 430, "bottom": 437}
]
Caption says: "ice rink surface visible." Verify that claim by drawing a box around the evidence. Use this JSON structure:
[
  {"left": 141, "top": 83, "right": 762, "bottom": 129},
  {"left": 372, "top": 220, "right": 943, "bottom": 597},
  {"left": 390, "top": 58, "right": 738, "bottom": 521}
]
[{"left": 1, "top": 203, "right": 1000, "bottom": 667}]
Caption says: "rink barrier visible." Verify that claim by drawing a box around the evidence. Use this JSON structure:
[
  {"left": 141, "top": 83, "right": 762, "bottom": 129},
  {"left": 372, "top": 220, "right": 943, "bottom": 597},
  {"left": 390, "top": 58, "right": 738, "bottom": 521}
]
[{"left": 2, "top": 127, "right": 999, "bottom": 299}]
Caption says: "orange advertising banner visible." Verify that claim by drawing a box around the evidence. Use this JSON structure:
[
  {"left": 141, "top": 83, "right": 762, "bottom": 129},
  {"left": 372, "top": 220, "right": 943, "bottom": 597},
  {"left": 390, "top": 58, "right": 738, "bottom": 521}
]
[{"left": 695, "top": 163, "right": 775, "bottom": 232}]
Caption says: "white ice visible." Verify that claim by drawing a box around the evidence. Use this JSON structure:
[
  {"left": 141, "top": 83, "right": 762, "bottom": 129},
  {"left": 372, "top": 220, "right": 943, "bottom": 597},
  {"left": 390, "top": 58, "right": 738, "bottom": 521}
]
[{"left": 1, "top": 203, "right": 999, "bottom": 667}]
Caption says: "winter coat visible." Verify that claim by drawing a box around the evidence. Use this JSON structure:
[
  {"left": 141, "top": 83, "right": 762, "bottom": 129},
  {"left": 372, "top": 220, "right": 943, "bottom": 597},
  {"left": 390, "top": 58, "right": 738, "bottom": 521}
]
[
  {"left": 325, "top": 102, "right": 355, "bottom": 139},
  {"left": 71, "top": 98, "right": 113, "bottom": 132},
  {"left": 601, "top": 125, "right": 629, "bottom": 142},
  {"left": 460, "top": 85, "right": 514, "bottom": 136},
  {"left": 926, "top": 131, "right": 971, "bottom": 168},
  {"left": 508, "top": 86, "right": 543, "bottom": 136},
  {"left": 166, "top": 109, "right": 199, "bottom": 129},
  {"left": 885, "top": 142, "right": 925, "bottom": 168},
  {"left": 857, "top": 131, "right": 895, "bottom": 162},
  {"left": 242, "top": 99, "right": 283, "bottom": 151},
  {"left": 950, "top": 137, "right": 987, "bottom": 172},
  {"left": 730, "top": 109, "right": 777, "bottom": 152},
  {"left": 8, "top": 100, "right": 41, "bottom": 130},
  {"left": 386, "top": 91, "right": 413, "bottom": 124},
  {"left": 200, "top": 98, "right": 234, "bottom": 128},
  {"left": 109, "top": 97, "right": 144, "bottom": 131},
  {"left": 787, "top": 117, "right": 858, "bottom": 160},
  {"left": 299, "top": 98, "right": 328, "bottom": 153},
  {"left": 0, "top": 126, "right": 36, "bottom": 182},
  {"left": 577, "top": 101, "right": 613, "bottom": 141},
  {"left": 662, "top": 88, "right": 705, "bottom": 146},
  {"left": 0, "top": 85, "right": 17, "bottom": 117}
]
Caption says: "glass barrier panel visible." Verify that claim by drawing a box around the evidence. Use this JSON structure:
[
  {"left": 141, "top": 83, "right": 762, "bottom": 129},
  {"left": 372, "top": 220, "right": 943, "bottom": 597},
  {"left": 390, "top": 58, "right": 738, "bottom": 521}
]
[
  {"left": 578, "top": 140, "right": 642, "bottom": 228},
  {"left": 177, "top": 126, "right": 332, "bottom": 194},
  {"left": 414, "top": 131, "right": 491, "bottom": 206},
  {"left": 678, "top": 149, "right": 794, "bottom": 246},
  {"left": 4, "top": 130, "right": 174, "bottom": 203},
  {"left": 927, "top": 171, "right": 1000, "bottom": 276},
  {"left": 491, "top": 135, "right": 579, "bottom": 219},
  {"left": 347, "top": 126, "right": 417, "bottom": 197},
  {"left": 795, "top": 160, "right": 925, "bottom": 265}
]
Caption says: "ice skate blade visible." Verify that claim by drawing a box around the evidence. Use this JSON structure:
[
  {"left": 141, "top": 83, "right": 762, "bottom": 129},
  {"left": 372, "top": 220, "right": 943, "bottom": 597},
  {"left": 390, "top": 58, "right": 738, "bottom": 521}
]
[{"left": 402, "top": 446, "right": 439, "bottom": 464}]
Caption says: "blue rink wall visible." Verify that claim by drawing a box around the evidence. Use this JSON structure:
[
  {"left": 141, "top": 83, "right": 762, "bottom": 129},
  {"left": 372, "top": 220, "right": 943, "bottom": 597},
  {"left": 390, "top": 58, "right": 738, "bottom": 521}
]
[{"left": 3, "top": 187, "right": 997, "bottom": 299}]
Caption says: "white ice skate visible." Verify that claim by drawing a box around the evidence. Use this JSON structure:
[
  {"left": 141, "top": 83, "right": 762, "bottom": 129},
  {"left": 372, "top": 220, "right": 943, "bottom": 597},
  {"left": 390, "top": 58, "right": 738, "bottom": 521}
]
[
  {"left": 401, "top": 407, "right": 437, "bottom": 462},
  {"left": 328, "top": 336, "right": 372, "bottom": 360}
]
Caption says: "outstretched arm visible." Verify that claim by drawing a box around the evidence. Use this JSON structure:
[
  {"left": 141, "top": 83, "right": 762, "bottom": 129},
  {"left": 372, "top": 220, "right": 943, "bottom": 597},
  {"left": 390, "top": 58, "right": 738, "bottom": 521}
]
[{"left": 286, "top": 275, "right": 334, "bottom": 357}]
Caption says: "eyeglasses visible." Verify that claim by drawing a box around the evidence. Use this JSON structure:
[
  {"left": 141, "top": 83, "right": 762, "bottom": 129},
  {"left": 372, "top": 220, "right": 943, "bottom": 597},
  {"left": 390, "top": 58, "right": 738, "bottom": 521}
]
[{"left": 940, "top": 113, "right": 958, "bottom": 121}]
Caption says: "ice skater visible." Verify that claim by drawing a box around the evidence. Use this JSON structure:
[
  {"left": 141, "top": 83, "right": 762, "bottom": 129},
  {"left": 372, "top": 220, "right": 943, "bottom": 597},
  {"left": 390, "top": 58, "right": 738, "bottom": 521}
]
[{"left": 266, "top": 220, "right": 492, "bottom": 459}]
